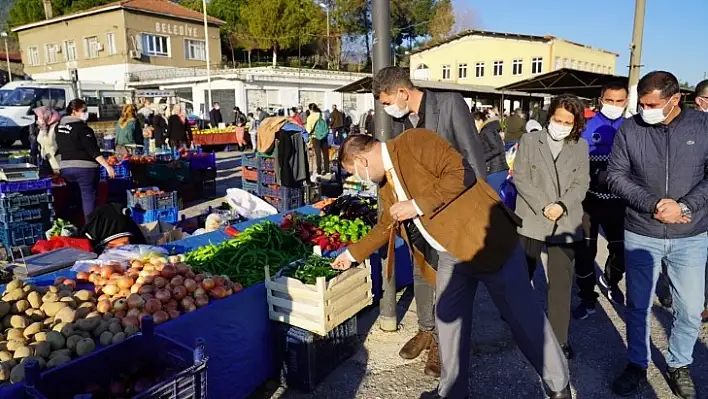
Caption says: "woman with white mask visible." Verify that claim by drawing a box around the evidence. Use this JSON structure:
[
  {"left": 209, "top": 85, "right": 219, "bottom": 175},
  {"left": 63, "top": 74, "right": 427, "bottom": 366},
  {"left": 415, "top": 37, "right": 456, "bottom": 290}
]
[
  {"left": 694, "top": 79, "right": 708, "bottom": 113},
  {"left": 512, "top": 94, "right": 590, "bottom": 361}
]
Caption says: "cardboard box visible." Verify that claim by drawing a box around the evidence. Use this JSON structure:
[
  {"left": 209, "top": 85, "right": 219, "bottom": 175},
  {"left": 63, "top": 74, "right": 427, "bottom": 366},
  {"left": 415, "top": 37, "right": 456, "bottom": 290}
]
[{"left": 139, "top": 221, "right": 182, "bottom": 246}]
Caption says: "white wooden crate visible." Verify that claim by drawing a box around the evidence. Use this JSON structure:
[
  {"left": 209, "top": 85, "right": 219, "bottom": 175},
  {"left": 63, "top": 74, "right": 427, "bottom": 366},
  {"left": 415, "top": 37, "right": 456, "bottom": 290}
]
[{"left": 265, "top": 259, "right": 373, "bottom": 336}]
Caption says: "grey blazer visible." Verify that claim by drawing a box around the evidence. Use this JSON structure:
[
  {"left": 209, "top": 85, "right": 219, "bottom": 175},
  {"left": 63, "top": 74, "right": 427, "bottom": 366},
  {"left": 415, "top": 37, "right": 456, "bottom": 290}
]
[
  {"left": 392, "top": 90, "right": 487, "bottom": 180},
  {"left": 514, "top": 130, "right": 590, "bottom": 243}
]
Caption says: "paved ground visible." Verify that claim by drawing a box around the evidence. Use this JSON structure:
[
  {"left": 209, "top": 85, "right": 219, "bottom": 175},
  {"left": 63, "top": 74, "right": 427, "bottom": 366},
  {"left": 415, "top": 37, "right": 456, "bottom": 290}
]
[{"left": 185, "top": 152, "right": 708, "bottom": 399}]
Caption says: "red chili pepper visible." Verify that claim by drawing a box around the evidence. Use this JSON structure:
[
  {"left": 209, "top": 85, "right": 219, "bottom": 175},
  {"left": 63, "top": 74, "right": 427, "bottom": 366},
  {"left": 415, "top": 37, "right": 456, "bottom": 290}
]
[{"left": 224, "top": 226, "right": 240, "bottom": 237}]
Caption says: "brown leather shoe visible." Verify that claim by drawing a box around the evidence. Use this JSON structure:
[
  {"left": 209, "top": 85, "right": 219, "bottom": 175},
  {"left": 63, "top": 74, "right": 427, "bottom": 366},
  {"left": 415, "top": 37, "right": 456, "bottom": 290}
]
[
  {"left": 399, "top": 330, "right": 433, "bottom": 360},
  {"left": 424, "top": 339, "right": 441, "bottom": 377}
]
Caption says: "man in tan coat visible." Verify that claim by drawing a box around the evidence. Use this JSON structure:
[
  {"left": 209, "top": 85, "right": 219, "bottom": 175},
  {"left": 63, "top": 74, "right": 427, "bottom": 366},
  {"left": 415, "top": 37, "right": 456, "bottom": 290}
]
[{"left": 331, "top": 129, "right": 571, "bottom": 399}]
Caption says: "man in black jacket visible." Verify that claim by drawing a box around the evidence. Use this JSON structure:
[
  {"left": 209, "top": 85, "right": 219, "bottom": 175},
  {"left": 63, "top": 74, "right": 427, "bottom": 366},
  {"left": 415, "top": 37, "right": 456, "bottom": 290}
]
[
  {"left": 607, "top": 71, "right": 708, "bottom": 399},
  {"left": 209, "top": 102, "right": 223, "bottom": 127},
  {"left": 372, "top": 66, "right": 487, "bottom": 378}
]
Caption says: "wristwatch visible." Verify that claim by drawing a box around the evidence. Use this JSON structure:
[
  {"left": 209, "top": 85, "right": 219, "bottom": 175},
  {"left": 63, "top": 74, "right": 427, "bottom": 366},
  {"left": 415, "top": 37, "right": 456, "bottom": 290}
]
[{"left": 678, "top": 202, "right": 691, "bottom": 218}]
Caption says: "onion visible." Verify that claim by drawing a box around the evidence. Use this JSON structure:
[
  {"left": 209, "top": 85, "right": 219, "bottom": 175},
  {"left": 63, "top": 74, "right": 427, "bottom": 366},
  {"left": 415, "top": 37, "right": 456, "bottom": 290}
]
[
  {"left": 233, "top": 282, "right": 244, "bottom": 293},
  {"left": 121, "top": 315, "right": 140, "bottom": 328},
  {"left": 115, "top": 310, "right": 126, "bottom": 319},
  {"left": 103, "top": 284, "right": 119, "bottom": 296},
  {"left": 89, "top": 265, "right": 101, "bottom": 274},
  {"left": 152, "top": 310, "right": 169, "bottom": 324},
  {"left": 112, "top": 264, "right": 126, "bottom": 274},
  {"left": 88, "top": 273, "right": 99, "bottom": 284},
  {"left": 117, "top": 288, "right": 131, "bottom": 298},
  {"left": 97, "top": 300, "right": 112, "bottom": 313},
  {"left": 153, "top": 276, "right": 167, "bottom": 288},
  {"left": 153, "top": 263, "right": 165, "bottom": 272},
  {"left": 225, "top": 287, "right": 233, "bottom": 296},
  {"left": 127, "top": 269, "right": 140, "bottom": 279},
  {"left": 113, "top": 298, "right": 128, "bottom": 312},
  {"left": 138, "top": 285, "right": 155, "bottom": 295},
  {"left": 184, "top": 278, "right": 198, "bottom": 293},
  {"left": 171, "top": 285, "right": 187, "bottom": 301},
  {"left": 109, "top": 380, "right": 125, "bottom": 396},
  {"left": 133, "top": 378, "right": 153, "bottom": 394},
  {"left": 140, "top": 293, "right": 154, "bottom": 302},
  {"left": 155, "top": 289, "right": 171, "bottom": 304},
  {"left": 117, "top": 276, "right": 134, "bottom": 289},
  {"left": 131, "top": 260, "right": 144, "bottom": 270},
  {"left": 126, "top": 308, "right": 141, "bottom": 318},
  {"left": 184, "top": 303, "right": 197, "bottom": 312},
  {"left": 194, "top": 274, "right": 205, "bottom": 283},
  {"left": 180, "top": 297, "right": 195, "bottom": 309},
  {"left": 76, "top": 271, "right": 90, "bottom": 282},
  {"left": 144, "top": 298, "right": 162, "bottom": 313},
  {"left": 167, "top": 309, "right": 181, "bottom": 319},
  {"left": 138, "top": 270, "right": 152, "bottom": 278},
  {"left": 131, "top": 283, "right": 143, "bottom": 294},
  {"left": 166, "top": 299, "right": 179, "bottom": 310},
  {"left": 138, "top": 311, "right": 151, "bottom": 323},
  {"left": 194, "top": 295, "right": 209, "bottom": 308},
  {"left": 54, "top": 276, "right": 66, "bottom": 285},
  {"left": 149, "top": 270, "right": 161, "bottom": 277},
  {"left": 174, "top": 262, "right": 190, "bottom": 276},
  {"left": 209, "top": 286, "right": 227, "bottom": 299},
  {"left": 160, "top": 265, "right": 177, "bottom": 279},
  {"left": 127, "top": 293, "right": 145, "bottom": 309},
  {"left": 193, "top": 287, "right": 206, "bottom": 297},
  {"left": 168, "top": 255, "right": 181, "bottom": 264},
  {"left": 185, "top": 270, "right": 196, "bottom": 279},
  {"left": 202, "top": 278, "right": 215, "bottom": 290},
  {"left": 143, "top": 264, "right": 155, "bottom": 272},
  {"left": 100, "top": 265, "right": 114, "bottom": 279},
  {"left": 213, "top": 276, "right": 225, "bottom": 287},
  {"left": 170, "top": 276, "right": 184, "bottom": 287}
]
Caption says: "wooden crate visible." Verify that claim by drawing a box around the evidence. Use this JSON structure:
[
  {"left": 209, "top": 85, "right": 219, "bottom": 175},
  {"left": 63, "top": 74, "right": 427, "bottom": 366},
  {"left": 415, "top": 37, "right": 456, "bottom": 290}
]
[{"left": 265, "top": 260, "right": 373, "bottom": 336}]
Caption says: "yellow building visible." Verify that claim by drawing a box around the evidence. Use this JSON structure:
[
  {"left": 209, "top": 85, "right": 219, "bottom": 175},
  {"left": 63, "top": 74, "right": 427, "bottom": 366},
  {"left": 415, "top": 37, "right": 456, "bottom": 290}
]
[
  {"left": 11, "top": 0, "right": 224, "bottom": 88},
  {"left": 409, "top": 30, "right": 618, "bottom": 88}
]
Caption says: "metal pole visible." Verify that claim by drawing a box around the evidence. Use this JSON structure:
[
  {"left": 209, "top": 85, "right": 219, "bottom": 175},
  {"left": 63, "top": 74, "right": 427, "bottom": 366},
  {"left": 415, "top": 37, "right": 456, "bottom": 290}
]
[
  {"left": 2, "top": 36, "right": 11, "bottom": 82},
  {"left": 326, "top": 7, "right": 330, "bottom": 69},
  {"left": 372, "top": 0, "right": 396, "bottom": 332},
  {"left": 202, "top": 0, "right": 212, "bottom": 113},
  {"left": 627, "top": 0, "right": 645, "bottom": 116}
]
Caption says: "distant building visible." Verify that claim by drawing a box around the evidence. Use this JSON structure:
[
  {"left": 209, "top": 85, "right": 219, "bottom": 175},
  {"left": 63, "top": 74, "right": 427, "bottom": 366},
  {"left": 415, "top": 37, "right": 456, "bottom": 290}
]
[
  {"left": 11, "top": 0, "right": 224, "bottom": 89},
  {"left": 0, "top": 52, "right": 24, "bottom": 85},
  {"left": 409, "top": 30, "right": 618, "bottom": 88}
]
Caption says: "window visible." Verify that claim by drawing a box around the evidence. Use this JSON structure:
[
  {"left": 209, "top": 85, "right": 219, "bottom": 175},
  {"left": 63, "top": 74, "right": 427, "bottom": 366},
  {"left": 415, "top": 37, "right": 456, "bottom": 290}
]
[
  {"left": 28, "top": 47, "right": 40, "bottom": 66},
  {"left": 83, "top": 36, "right": 99, "bottom": 58},
  {"left": 44, "top": 44, "right": 59, "bottom": 64},
  {"left": 607, "top": 65, "right": 613, "bottom": 74},
  {"left": 414, "top": 64, "right": 430, "bottom": 80},
  {"left": 64, "top": 40, "right": 77, "bottom": 62},
  {"left": 49, "top": 89, "right": 66, "bottom": 110},
  {"left": 563, "top": 58, "right": 569, "bottom": 68},
  {"left": 141, "top": 34, "right": 170, "bottom": 57},
  {"left": 531, "top": 57, "right": 543, "bottom": 74},
  {"left": 512, "top": 59, "right": 523, "bottom": 76},
  {"left": 106, "top": 32, "right": 116, "bottom": 55},
  {"left": 590, "top": 63, "right": 596, "bottom": 72},
  {"left": 475, "top": 62, "right": 485, "bottom": 78},
  {"left": 571, "top": 59, "right": 577, "bottom": 69},
  {"left": 493, "top": 61, "right": 503, "bottom": 76},
  {"left": 458, "top": 63, "right": 468, "bottom": 79},
  {"left": 554, "top": 56, "right": 561, "bottom": 70},
  {"left": 184, "top": 39, "right": 206, "bottom": 61},
  {"left": 584, "top": 61, "right": 589, "bottom": 71},
  {"left": 441, "top": 65, "right": 451, "bottom": 80}
]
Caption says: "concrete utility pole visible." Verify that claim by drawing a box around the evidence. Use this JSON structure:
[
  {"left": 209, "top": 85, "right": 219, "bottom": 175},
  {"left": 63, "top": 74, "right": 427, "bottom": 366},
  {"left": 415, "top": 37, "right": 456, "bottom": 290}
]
[
  {"left": 627, "top": 0, "right": 646, "bottom": 116},
  {"left": 372, "top": 0, "right": 396, "bottom": 332},
  {"left": 202, "top": 0, "right": 212, "bottom": 113},
  {"left": 1, "top": 32, "right": 11, "bottom": 83}
]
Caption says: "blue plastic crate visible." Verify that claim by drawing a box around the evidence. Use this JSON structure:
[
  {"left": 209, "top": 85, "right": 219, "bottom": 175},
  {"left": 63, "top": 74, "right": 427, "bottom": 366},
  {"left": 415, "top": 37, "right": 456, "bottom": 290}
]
[
  {"left": 242, "top": 179, "right": 259, "bottom": 195},
  {"left": 264, "top": 195, "right": 303, "bottom": 213},
  {"left": 258, "top": 155, "right": 277, "bottom": 171},
  {"left": 0, "top": 221, "right": 45, "bottom": 248},
  {"left": 23, "top": 316, "right": 207, "bottom": 399},
  {"left": 0, "top": 192, "right": 52, "bottom": 208},
  {"left": 100, "top": 160, "right": 130, "bottom": 181},
  {"left": 129, "top": 206, "right": 179, "bottom": 224},
  {"left": 259, "top": 183, "right": 302, "bottom": 199},
  {"left": 0, "top": 207, "right": 42, "bottom": 225},
  {"left": 241, "top": 153, "right": 260, "bottom": 169},
  {"left": 127, "top": 187, "right": 178, "bottom": 211},
  {"left": 105, "top": 178, "right": 132, "bottom": 194},
  {"left": 0, "top": 178, "right": 52, "bottom": 194},
  {"left": 189, "top": 152, "right": 216, "bottom": 170},
  {"left": 258, "top": 169, "right": 277, "bottom": 185},
  {"left": 276, "top": 317, "right": 359, "bottom": 393}
]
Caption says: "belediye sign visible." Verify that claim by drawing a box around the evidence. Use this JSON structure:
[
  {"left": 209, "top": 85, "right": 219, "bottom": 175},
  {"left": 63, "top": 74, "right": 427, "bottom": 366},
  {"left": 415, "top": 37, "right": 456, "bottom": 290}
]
[{"left": 155, "top": 22, "right": 200, "bottom": 38}]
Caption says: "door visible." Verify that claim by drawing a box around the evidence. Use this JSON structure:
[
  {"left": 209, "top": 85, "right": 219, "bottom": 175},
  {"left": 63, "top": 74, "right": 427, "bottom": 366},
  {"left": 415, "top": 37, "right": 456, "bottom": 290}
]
[
  {"left": 246, "top": 89, "right": 266, "bottom": 114},
  {"left": 299, "top": 91, "right": 325, "bottom": 109},
  {"left": 204, "top": 89, "right": 235, "bottom": 125}
]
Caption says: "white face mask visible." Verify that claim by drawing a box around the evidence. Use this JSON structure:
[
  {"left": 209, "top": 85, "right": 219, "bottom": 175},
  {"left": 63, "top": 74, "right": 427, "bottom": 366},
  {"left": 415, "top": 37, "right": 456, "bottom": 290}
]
[
  {"left": 697, "top": 98, "right": 708, "bottom": 112},
  {"left": 353, "top": 162, "right": 371, "bottom": 183},
  {"left": 384, "top": 92, "right": 410, "bottom": 119},
  {"left": 639, "top": 97, "right": 676, "bottom": 125},
  {"left": 79, "top": 112, "right": 89, "bottom": 122},
  {"left": 600, "top": 103, "right": 625, "bottom": 120},
  {"left": 547, "top": 120, "right": 573, "bottom": 141}
]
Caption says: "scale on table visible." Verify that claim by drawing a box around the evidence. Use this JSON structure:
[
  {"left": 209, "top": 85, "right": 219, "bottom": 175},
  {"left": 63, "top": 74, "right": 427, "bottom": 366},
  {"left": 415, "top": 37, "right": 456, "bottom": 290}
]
[
  {"left": 123, "top": 144, "right": 144, "bottom": 156},
  {"left": 0, "top": 163, "right": 40, "bottom": 181},
  {"left": 5, "top": 247, "right": 97, "bottom": 278}
]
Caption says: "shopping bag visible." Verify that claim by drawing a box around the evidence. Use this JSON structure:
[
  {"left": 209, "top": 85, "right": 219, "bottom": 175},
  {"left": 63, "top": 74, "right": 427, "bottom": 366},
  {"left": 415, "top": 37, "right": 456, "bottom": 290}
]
[
  {"left": 505, "top": 143, "right": 518, "bottom": 170},
  {"left": 499, "top": 176, "right": 517, "bottom": 211},
  {"left": 226, "top": 188, "right": 278, "bottom": 219}
]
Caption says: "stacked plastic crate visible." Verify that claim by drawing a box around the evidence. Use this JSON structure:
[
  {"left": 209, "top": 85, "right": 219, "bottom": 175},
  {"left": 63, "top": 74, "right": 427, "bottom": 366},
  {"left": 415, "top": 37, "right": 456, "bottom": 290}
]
[
  {"left": 100, "top": 160, "right": 132, "bottom": 205},
  {"left": 240, "top": 153, "right": 260, "bottom": 196},
  {"left": 126, "top": 187, "right": 179, "bottom": 224},
  {"left": 188, "top": 152, "right": 217, "bottom": 199},
  {"left": 0, "top": 178, "right": 54, "bottom": 253},
  {"left": 256, "top": 154, "right": 304, "bottom": 212}
]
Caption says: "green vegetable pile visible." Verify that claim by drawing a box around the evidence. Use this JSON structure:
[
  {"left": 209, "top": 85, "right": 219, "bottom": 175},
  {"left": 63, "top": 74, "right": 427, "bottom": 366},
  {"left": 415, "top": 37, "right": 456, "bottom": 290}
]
[
  {"left": 47, "top": 218, "right": 78, "bottom": 238},
  {"left": 185, "top": 221, "right": 309, "bottom": 287},
  {"left": 283, "top": 255, "right": 342, "bottom": 285},
  {"left": 318, "top": 215, "right": 372, "bottom": 243}
]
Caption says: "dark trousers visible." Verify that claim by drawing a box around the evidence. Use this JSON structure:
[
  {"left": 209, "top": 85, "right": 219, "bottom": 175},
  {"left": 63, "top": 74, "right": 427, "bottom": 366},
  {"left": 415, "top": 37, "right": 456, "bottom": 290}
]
[
  {"left": 61, "top": 167, "right": 99, "bottom": 221},
  {"left": 576, "top": 195, "right": 625, "bottom": 304},
  {"left": 520, "top": 235, "right": 578, "bottom": 345},
  {"left": 312, "top": 138, "right": 329, "bottom": 175}
]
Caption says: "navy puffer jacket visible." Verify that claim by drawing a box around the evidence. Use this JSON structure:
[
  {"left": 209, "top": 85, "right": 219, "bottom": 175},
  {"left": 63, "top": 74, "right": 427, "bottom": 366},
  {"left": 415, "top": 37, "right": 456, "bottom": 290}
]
[{"left": 607, "top": 108, "right": 708, "bottom": 239}]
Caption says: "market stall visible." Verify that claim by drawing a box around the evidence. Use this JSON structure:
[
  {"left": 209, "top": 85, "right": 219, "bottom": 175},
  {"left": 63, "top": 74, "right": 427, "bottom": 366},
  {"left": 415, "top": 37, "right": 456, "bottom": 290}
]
[{"left": 191, "top": 126, "right": 247, "bottom": 147}]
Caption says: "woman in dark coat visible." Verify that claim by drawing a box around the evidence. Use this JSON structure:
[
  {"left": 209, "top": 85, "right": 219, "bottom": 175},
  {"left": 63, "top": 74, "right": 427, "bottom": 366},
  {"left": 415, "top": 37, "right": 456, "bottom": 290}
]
[
  {"left": 472, "top": 111, "right": 509, "bottom": 192},
  {"left": 151, "top": 106, "right": 168, "bottom": 146},
  {"left": 167, "top": 104, "right": 191, "bottom": 148}
]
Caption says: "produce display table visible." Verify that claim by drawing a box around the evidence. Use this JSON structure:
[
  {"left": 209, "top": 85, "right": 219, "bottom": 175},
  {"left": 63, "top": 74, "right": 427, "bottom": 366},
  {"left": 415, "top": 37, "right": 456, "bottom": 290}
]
[{"left": 191, "top": 127, "right": 245, "bottom": 146}]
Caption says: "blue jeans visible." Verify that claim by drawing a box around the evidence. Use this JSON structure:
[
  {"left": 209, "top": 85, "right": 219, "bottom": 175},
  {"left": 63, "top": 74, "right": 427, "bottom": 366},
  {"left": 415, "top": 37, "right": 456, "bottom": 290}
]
[
  {"left": 61, "top": 167, "right": 99, "bottom": 221},
  {"left": 624, "top": 230, "right": 707, "bottom": 369}
]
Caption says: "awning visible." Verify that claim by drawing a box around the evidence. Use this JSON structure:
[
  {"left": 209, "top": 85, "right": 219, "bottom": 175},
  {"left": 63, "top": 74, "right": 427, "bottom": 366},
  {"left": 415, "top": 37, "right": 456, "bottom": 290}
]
[{"left": 335, "top": 76, "right": 544, "bottom": 98}]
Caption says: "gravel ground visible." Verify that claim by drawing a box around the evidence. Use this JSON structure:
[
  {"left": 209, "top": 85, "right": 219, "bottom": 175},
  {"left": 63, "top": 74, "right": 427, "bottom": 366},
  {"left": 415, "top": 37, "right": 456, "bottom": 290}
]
[{"left": 188, "top": 152, "right": 708, "bottom": 399}]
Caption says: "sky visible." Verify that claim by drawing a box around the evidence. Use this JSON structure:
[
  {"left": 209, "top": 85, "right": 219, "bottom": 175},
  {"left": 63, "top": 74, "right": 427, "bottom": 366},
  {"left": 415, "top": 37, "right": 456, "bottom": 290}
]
[{"left": 460, "top": 0, "right": 707, "bottom": 85}]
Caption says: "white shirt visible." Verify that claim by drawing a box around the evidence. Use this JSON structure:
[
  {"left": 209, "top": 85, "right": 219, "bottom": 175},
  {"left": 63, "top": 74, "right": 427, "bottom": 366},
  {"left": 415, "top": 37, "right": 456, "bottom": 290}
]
[{"left": 345, "top": 143, "right": 447, "bottom": 261}]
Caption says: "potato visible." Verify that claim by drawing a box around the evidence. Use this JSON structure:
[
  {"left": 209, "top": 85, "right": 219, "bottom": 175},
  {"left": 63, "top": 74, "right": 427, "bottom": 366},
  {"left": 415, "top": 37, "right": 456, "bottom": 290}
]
[
  {"left": 22, "top": 284, "right": 33, "bottom": 293},
  {"left": 110, "top": 332, "right": 126, "bottom": 345},
  {"left": 53, "top": 322, "right": 74, "bottom": 337},
  {"left": 58, "top": 296, "right": 77, "bottom": 308},
  {"left": 10, "top": 363, "right": 25, "bottom": 383},
  {"left": 3, "top": 288, "right": 25, "bottom": 302},
  {"left": 75, "top": 317, "right": 100, "bottom": 332},
  {"left": 74, "top": 330, "right": 91, "bottom": 339},
  {"left": 57, "top": 290, "right": 72, "bottom": 298},
  {"left": 45, "top": 331, "right": 65, "bottom": 351},
  {"left": 75, "top": 338, "right": 95, "bottom": 356},
  {"left": 92, "top": 321, "right": 109, "bottom": 337},
  {"left": 0, "top": 361, "right": 9, "bottom": 382},
  {"left": 23, "top": 322, "right": 43, "bottom": 339},
  {"left": 54, "top": 307, "right": 76, "bottom": 324},
  {"left": 99, "top": 331, "right": 113, "bottom": 346},
  {"left": 20, "top": 355, "right": 46, "bottom": 369},
  {"left": 25, "top": 308, "right": 46, "bottom": 322},
  {"left": 40, "top": 302, "right": 67, "bottom": 317},
  {"left": 5, "top": 280, "right": 22, "bottom": 292},
  {"left": 30, "top": 341, "right": 50, "bottom": 358},
  {"left": 11, "top": 299, "right": 30, "bottom": 314},
  {"left": 2, "top": 315, "right": 12, "bottom": 329},
  {"left": 0, "top": 351, "right": 12, "bottom": 362},
  {"left": 6, "top": 339, "right": 28, "bottom": 351},
  {"left": 49, "top": 349, "right": 71, "bottom": 360},
  {"left": 10, "top": 315, "right": 29, "bottom": 329},
  {"left": 0, "top": 302, "right": 10, "bottom": 318},
  {"left": 26, "top": 292, "right": 42, "bottom": 309},
  {"left": 73, "top": 290, "right": 93, "bottom": 302},
  {"left": 46, "top": 355, "right": 71, "bottom": 369},
  {"left": 86, "top": 311, "right": 102, "bottom": 319},
  {"left": 33, "top": 332, "right": 48, "bottom": 343},
  {"left": 6, "top": 329, "right": 24, "bottom": 342},
  {"left": 66, "top": 335, "right": 82, "bottom": 353},
  {"left": 41, "top": 292, "right": 59, "bottom": 303},
  {"left": 12, "top": 346, "right": 31, "bottom": 359},
  {"left": 102, "top": 313, "right": 115, "bottom": 321},
  {"left": 108, "top": 322, "right": 123, "bottom": 335},
  {"left": 47, "top": 285, "right": 58, "bottom": 293},
  {"left": 123, "top": 325, "right": 139, "bottom": 336}
]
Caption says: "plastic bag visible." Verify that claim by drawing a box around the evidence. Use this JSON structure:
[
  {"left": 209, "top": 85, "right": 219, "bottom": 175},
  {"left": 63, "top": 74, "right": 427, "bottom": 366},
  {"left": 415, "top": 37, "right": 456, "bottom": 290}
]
[
  {"left": 97, "top": 244, "right": 168, "bottom": 263},
  {"left": 226, "top": 188, "right": 277, "bottom": 219},
  {"left": 499, "top": 176, "right": 517, "bottom": 211},
  {"left": 505, "top": 143, "right": 518, "bottom": 170}
]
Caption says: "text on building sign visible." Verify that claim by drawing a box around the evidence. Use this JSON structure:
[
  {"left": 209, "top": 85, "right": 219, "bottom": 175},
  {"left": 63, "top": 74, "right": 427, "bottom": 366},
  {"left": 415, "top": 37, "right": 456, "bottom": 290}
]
[{"left": 155, "top": 22, "right": 200, "bottom": 38}]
